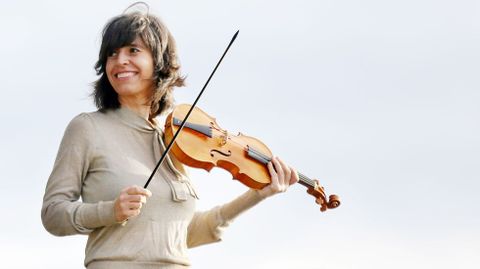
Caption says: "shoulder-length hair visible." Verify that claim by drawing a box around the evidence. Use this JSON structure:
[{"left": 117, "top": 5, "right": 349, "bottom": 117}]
[{"left": 93, "top": 11, "right": 185, "bottom": 118}]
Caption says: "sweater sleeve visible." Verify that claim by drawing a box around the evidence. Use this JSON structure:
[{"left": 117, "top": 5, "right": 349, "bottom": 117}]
[
  {"left": 41, "top": 114, "right": 117, "bottom": 236},
  {"left": 186, "top": 189, "right": 265, "bottom": 248}
]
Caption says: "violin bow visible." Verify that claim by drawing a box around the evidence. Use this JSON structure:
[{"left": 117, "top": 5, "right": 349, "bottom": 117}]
[{"left": 144, "top": 30, "right": 239, "bottom": 189}]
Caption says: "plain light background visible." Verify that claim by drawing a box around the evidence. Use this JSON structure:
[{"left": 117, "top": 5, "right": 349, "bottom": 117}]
[{"left": 1, "top": 0, "right": 479, "bottom": 268}]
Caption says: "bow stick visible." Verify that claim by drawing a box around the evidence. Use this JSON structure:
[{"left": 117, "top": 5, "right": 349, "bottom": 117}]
[{"left": 144, "top": 30, "right": 239, "bottom": 189}]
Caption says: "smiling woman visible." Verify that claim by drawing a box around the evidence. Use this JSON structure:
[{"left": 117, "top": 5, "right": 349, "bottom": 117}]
[
  {"left": 40, "top": 3, "right": 299, "bottom": 269},
  {"left": 93, "top": 10, "right": 185, "bottom": 121}
]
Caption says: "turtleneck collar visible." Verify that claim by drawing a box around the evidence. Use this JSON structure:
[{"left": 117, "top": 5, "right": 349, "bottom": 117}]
[{"left": 111, "top": 106, "right": 159, "bottom": 133}]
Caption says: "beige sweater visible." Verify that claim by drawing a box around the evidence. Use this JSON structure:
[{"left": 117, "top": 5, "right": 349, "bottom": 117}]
[{"left": 41, "top": 107, "right": 264, "bottom": 268}]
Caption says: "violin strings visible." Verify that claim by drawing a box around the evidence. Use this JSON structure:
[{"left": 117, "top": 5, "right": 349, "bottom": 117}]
[
  {"left": 205, "top": 128, "right": 316, "bottom": 187},
  {"left": 177, "top": 122, "right": 316, "bottom": 187}
]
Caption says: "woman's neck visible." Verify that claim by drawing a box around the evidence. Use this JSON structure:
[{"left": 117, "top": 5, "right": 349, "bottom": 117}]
[{"left": 118, "top": 97, "right": 151, "bottom": 121}]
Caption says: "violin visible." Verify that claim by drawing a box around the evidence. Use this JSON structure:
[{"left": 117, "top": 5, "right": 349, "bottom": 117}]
[
  {"left": 164, "top": 104, "right": 340, "bottom": 212},
  {"left": 141, "top": 31, "right": 340, "bottom": 212}
]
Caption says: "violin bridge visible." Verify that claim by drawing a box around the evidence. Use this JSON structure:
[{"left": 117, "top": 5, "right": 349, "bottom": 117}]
[{"left": 218, "top": 131, "right": 228, "bottom": 146}]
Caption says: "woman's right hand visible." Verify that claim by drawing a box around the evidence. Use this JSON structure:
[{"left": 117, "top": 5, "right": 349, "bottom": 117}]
[{"left": 114, "top": 185, "right": 152, "bottom": 223}]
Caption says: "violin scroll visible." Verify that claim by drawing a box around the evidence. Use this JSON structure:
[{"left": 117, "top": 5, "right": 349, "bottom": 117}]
[
  {"left": 306, "top": 181, "right": 340, "bottom": 212},
  {"left": 328, "top": 194, "right": 341, "bottom": 209}
]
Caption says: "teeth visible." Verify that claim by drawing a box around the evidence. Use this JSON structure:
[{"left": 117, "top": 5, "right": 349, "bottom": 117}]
[{"left": 116, "top": 72, "right": 135, "bottom": 78}]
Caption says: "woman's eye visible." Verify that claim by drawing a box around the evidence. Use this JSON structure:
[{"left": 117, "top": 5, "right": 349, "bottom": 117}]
[
  {"left": 130, "top": 47, "right": 140, "bottom": 53},
  {"left": 107, "top": 50, "right": 118, "bottom": 57}
]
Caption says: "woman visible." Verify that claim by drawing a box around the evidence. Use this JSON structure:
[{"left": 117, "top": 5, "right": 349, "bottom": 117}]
[{"left": 41, "top": 6, "right": 298, "bottom": 269}]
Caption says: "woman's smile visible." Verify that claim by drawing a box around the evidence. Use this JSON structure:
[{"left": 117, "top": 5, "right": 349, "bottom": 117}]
[{"left": 114, "top": 71, "right": 138, "bottom": 79}]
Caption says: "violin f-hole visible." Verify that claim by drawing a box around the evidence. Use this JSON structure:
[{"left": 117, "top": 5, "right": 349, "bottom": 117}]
[{"left": 210, "top": 149, "right": 232, "bottom": 157}]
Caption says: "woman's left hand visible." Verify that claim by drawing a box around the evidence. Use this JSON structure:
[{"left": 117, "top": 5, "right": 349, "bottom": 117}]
[{"left": 257, "top": 156, "right": 299, "bottom": 198}]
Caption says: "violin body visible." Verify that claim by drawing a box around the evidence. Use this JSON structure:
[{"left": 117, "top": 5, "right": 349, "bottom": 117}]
[
  {"left": 164, "top": 104, "right": 340, "bottom": 211},
  {"left": 165, "top": 104, "right": 272, "bottom": 189}
]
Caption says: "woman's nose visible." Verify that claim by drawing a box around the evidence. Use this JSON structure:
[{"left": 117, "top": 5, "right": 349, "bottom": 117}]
[{"left": 116, "top": 51, "right": 130, "bottom": 65}]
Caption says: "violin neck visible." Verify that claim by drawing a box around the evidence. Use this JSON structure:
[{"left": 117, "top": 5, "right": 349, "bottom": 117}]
[
  {"left": 297, "top": 172, "right": 317, "bottom": 189},
  {"left": 246, "top": 146, "right": 315, "bottom": 189}
]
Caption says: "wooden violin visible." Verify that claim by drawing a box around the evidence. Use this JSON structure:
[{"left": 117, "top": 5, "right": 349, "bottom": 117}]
[
  {"left": 164, "top": 104, "right": 340, "bottom": 212},
  {"left": 142, "top": 31, "right": 340, "bottom": 212}
]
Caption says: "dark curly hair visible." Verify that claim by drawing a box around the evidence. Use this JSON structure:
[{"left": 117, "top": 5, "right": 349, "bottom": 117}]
[{"left": 93, "top": 10, "right": 185, "bottom": 118}]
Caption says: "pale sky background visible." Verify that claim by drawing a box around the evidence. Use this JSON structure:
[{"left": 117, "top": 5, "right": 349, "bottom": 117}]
[{"left": 1, "top": 0, "right": 479, "bottom": 268}]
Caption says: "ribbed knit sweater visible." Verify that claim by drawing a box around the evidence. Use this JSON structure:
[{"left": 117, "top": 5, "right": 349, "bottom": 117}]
[{"left": 41, "top": 107, "right": 264, "bottom": 268}]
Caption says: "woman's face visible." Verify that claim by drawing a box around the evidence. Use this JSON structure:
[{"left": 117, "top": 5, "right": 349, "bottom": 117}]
[{"left": 106, "top": 37, "right": 155, "bottom": 103}]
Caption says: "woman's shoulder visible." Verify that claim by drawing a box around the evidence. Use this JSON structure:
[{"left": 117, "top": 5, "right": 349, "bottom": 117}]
[
  {"left": 68, "top": 109, "right": 112, "bottom": 126},
  {"left": 67, "top": 111, "right": 95, "bottom": 127},
  {"left": 64, "top": 110, "right": 108, "bottom": 137}
]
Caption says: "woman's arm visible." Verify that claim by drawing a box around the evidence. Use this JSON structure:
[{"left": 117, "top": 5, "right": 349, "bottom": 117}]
[
  {"left": 41, "top": 114, "right": 117, "bottom": 236},
  {"left": 187, "top": 189, "right": 265, "bottom": 248},
  {"left": 187, "top": 156, "right": 298, "bottom": 248}
]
